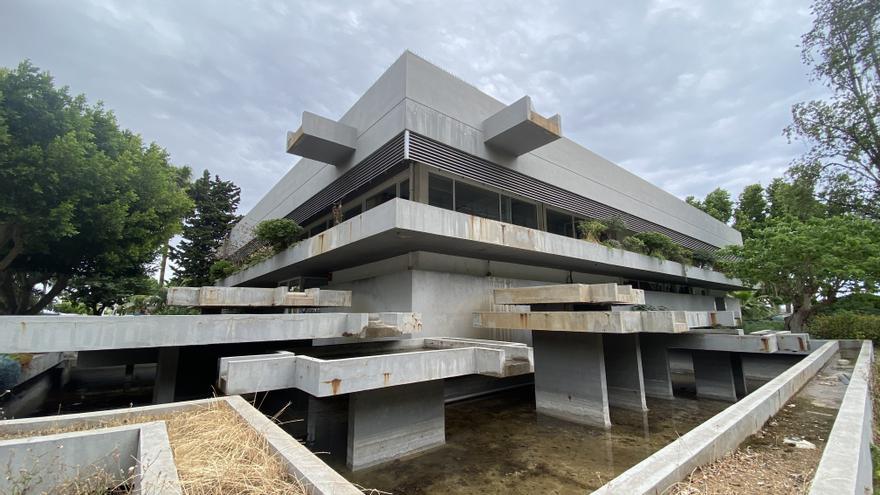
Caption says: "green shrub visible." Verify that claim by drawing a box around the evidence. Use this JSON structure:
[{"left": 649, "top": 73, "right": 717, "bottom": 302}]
[
  {"left": 601, "top": 239, "right": 623, "bottom": 249},
  {"left": 691, "top": 249, "right": 717, "bottom": 269},
  {"left": 576, "top": 220, "right": 607, "bottom": 242},
  {"left": 815, "top": 293, "right": 880, "bottom": 316},
  {"left": 0, "top": 355, "right": 22, "bottom": 391},
  {"left": 209, "top": 260, "right": 236, "bottom": 281},
  {"left": 808, "top": 312, "right": 880, "bottom": 340},
  {"left": 622, "top": 236, "right": 647, "bottom": 254},
  {"left": 603, "top": 216, "right": 629, "bottom": 240},
  {"left": 255, "top": 218, "right": 303, "bottom": 251},
  {"left": 631, "top": 232, "right": 678, "bottom": 259}
]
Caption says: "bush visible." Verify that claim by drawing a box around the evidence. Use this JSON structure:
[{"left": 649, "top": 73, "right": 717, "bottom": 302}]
[
  {"left": 603, "top": 216, "right": 629, "bottom": 240},
  {"left": 601, "top": 239, "right": 623, "bottom": 249},
  {"left": 255, "top": 218, "right": 303, "bottom": 251},
  {"left": 576, "top": 220, "right": 607, "bottom": 242},
  {"left": 0, "top": 355, "right": 22, "bottom": 391},
  {"left": 209, "top": 260, "right": 236, "bottom": 281},
  {"left": 691, "top": 249, "right": 717, "bottom": 269},
  {"left": 808, "top": 312, "right": 880, "bottom": 340},
  {"left": 815, "top": 293, "right": 880, "bottom": 316},
  {"left": 631, "top": 232, "right": 678, "bottom": 259},
  {"left": 622, "top": 236, "right": 647, "bottom": 254}
]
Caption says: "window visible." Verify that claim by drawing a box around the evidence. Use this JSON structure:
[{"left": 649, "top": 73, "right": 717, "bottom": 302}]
[
  {"left": 547, "top": 209, "right": 575, "bottom": 237},
  {"left": 343, "top": 204, "right": 362, "bottom": 221},
  {"left": 428, "top": 174, "right": 454, "bottom": 209},
  {"left": 365, "top": 184, "right": 396, "bottom": 210},
  {"left": 310, "top": 221, "right": 328, "bottom": 236},
  {"left": 455, "top": 181, "right": 500, "bottom": 220},
  {"left": 399, "top": 179, "right": 410, "bottom": 200},
  {"left": 502, "top": 196, "right": 538, "bottom": 228}
]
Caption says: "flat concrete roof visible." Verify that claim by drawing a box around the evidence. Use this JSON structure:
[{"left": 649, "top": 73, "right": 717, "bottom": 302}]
[{"left": 222, "top": 199, "right": 745, "bottom": 291}]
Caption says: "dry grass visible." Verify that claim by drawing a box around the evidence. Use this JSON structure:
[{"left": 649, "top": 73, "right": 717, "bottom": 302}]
[{"left": 1, "top": 401, "right": 306, "bottom": 495}]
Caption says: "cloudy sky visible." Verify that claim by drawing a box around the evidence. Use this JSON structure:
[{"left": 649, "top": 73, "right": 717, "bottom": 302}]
[{"left": 2, "top": 0, "right": 825, "bottom": 213}]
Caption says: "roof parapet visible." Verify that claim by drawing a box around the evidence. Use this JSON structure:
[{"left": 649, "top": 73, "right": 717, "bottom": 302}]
[
  {"left": 286, "top": 111, "right": 357, "bottom": 165},
  {"left": 482, "top": 96, "right": 561, "bottom": 156}
]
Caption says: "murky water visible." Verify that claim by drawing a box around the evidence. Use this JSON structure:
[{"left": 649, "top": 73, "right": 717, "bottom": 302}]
[{"left": 335, "top": 387, "right": 728, "bottom": 494}]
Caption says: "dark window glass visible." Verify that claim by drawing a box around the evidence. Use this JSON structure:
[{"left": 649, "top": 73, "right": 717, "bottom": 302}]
[
  {"left": 399, "top": 179, "right": 410, "bottom": 200},
  {"left": 365, "top": 184, "right": 396, "bottom": 210},
  {"left": 455, "top": 181, "right": 500, "bottom": 220},
  {"left": 502, "top": 196, "right": 538, "bottom": 228},
  {"left": 428, "top": 174, "right": 454, "bottom": 210},
  {"left": 343, "top": 204, "right": 362, "bottom": 221},
  {"left": 310, "top": 221, "right": 328, "bottom": 236},
  {"left": 546, "top": 209, "right": 574, "bottom": 237}
]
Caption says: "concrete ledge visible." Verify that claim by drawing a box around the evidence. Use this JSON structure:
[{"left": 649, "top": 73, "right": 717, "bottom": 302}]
[
  {"left": 286, "top": 111, "right": 357, "bottom": 165},
  {"left": 666, "top": 333, "right": 779, "bottom": 353},
  {"left": 810, "top": 340, "right": 873, "bottom": 495},
  {"left": 482, "top": 96, "right": 561, "bottom": 155},
  {"left": 492, "top": 283, "right": 645, "bottom": 305},
  {"left": 677, "top": 311, "right": 736, "bottom": 328},
  {"left": 473, "top": 311, "right": 688, "bottom": 333},
  {"left": 167, "top": 287, "right": 352, "bottom": 307},
  {"left": 0, "top": 312, "right": 421, "bottom": 353},
  {"left": 594, "top": 340, "right": 839, "bottom": 495},
  {"left": 0, "top": 396, "right": 359, "bottom": 495}
]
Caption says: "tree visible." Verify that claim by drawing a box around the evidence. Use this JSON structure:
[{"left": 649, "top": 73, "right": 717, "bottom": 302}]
[
  {"left": 64, "top": 270, "right": 158, "bottom": 315},
  {"left": 732, "top": 184, "right": 768, "bottom": 239},
  {"left": 718, "top": 215, "right": 880, "bottom": 331},
  {"left": 171, "top": 170, "right": 241, "bottom": 286},
  {"left": 0, "top": 61, "right": 191, "bottom": 314},
  {"left": 785, "top": 0, "right": 880, "bottom": 214},
  {"left": 686, "top": 188, "right": 733, "bottom": 223}
]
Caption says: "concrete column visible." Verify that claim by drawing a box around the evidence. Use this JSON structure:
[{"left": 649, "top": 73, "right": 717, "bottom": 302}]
[
  {"left": 640, "top": 334, "right": 675, "bottom": 400},
  {"left": 533, "top": 331, "right": 610, "bottom": 428},
  {"left": 152, "top": 347, "right": 179, "bottom": 404},
  {"left": 691, "top": 351, "right": 743, "bottom": 402},
  {"left": 306, "top": 395, "right": 349, "bottom": 459},
  {"left": 603, "top": 334, "right": 648, "bottom": 411},
  {"left": 740, "top": 354, "right": 802, "bottom": 393},
  {"left": 347, "top": 379, "right": 445, "bottom": 471}
]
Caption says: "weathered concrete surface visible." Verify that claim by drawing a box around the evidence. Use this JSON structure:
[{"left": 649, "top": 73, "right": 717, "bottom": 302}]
[
  {"left": 482, "top": 95, "right": 561, "bottom": 156},
  {"left": 594, "top": 340, "right": 838, "bottom": 495},
  {"left": 676, "top": 311, "right": 736, "bottom": 328},
  {"left": 473, "top": 310, "right": 688, "bottom": 333},
  {"left": 492, "top": 283, "right": 644, "bottom": 305},
  {"left": 603, "top": 334, "right": 648, "bottom": 411},
  {"left": 167, "top": 286, "right": 351, "bottom": 307},
  {"left": 810, "top": 341, "right": 873, "bottom": 495},
  {"left": 639, "top": 334, "right": 675, "bottom": 399},
  {"left": 347, "top": 380, "right": 445, "bottom": 471},
  {"left": 0, "top": 312, "right": 421, "bottom": 353},
  {"left": 136, "top": 422, "right": 183, "bottom": 494},
  {"left": 153, "top": 346, "right": 180, "bottom": 404},
  {"left": 692, "top": 351, "right": 740, "bottom": 402},
  {"left": 666, "top": 333, "right": 779, "bottom": 353},
  {"left": 286, "top": 111, "right": 357, "bottom": 165},
  {"left": 533, "top": 331, "right": 610, "bottom": 428}
]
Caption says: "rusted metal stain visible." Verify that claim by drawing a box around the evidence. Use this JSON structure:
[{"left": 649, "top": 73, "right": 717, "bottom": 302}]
[
  {"left": 383, "top": 372, "right": 391, "bottom": 385},
  {"left": 798, "top": 337, "right": 806, "bottom": 352},
  {"left": 761, "top": 337, "right": 770, "bottom": 352},
  {"left": 325, "top": 378, "right": 342, "bottom": 395}
]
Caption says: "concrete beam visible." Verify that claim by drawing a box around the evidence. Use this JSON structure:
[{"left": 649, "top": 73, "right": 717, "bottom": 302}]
[
  {"left": 0, "top": 312, "right": 421, "bottom": 353},
  {"left": 482, "top": 96, "right": 561, "bottom": 155},
  {"left": 492, "top": 283, "right": 644, "bottom": 305},
  {"left": 533, "top": 331, "right": 610, "bottom": 428},
  {"left": 676, "top": 311, "right": 737, "bottom": 328},
  {"left": 347, "top": 380, "right": 445, "bottom": 471},
  {"left": 776, "top": 333, "right": 811, "bottom": 353},
  {"left": 603, "top": 334, "right": 647, "bottom": 411},
  {"left": 286, "top": 111, "right": 357, "bottom": 165},
  {"left": 167, "top": 287, "right": 351, "bottom": 307},
  {"left": 473, "top": 311, "right": 688, "bottom": 333},
  {"left": 666, "top": 333, "right": 779, "bottom": 353},
  {"left": 152, "top": 347, "right": 179, "bottom": 404}
]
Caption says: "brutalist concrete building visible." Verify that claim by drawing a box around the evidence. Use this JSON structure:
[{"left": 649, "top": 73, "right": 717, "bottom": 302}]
[{"left": 220, "top": 50, "right": 744, "bottom": 341}]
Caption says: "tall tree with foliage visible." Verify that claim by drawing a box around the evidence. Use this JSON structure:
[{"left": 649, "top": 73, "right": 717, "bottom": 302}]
[
  {"left": 686, "top": 187, "right": 734, "bottom": 223},
  {"left": 172, "top": 169, "right": 241, "bottom": 286},
  {"left": 732, "top": 184, "right": 768, "bottom": 239},
  {"left": 719, "top": 215, "right": 880, "bottom": 331},
  {"left": 785, "top": 0, "right": 880, "bottom": 216},
  {"left": 0, "top": 61, "right": 191, "bottom": 314}
]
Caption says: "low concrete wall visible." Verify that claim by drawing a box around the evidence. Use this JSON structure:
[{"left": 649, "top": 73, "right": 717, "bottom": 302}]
[
  {"left": 810, "top": 340, "right": 873, "bottom": 495},
  {"left": 593, "top": 340, "right": 839, "bottom": 495}
]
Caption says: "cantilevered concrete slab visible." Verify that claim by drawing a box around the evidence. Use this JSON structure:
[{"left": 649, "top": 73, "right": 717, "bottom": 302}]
[
  {"left": 492, "top": 283, "right": 645, "bottom": 306},
  {"left": 473, "top": 310, "right": 689, "bottom": 334},
  {"left": 676, "top": 310, "right": 737, "bottom": 328},
  {"left": 482, "top": 96, "right": 561, "bottom": 155},
  {"left": 286, "top": 111, "right": 357, "bottom": 165},
  {"left": 167, "top": 286, "right": 351, "bottom": 307},
  {"left": 0, "top": 313, "right": 420, "bottom": 353},
  {"left": 666, "top": 333, "right": 779, "bottom": 354},
  {"left": 218, "top": 338, "right": 531, "bottom": 396}
]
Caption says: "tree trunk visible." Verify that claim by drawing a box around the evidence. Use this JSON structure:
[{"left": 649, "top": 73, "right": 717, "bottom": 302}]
[
  {"left": 785, "top": 293, "right": 813, "bottom": 332},
  {"left": 158, "top": 240, "right": 170, "bottom": 287}
]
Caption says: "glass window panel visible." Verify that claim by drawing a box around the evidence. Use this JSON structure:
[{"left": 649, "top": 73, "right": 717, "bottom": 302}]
[
  {"left": 399, "top": 179, "right": 410, "bottom": 200},
  {"left": 510, "top": 197, "right": 538, "bottom": 228},
  {"left": 343, "top": 204, "right": 362, "bottom": 221},
  {"left": 310, "top": 221, "right": 328, "bottom": 236},
  {"left": 365, "top": 184, "right": 396, "bottom": 210},
  {"left": 546, "top": 209, "right": 574, "bottom": 237},
  {"left": 455, "top": 181, "right": 500, "bottom": 220},
  {"left": 428, "top": 174, "right": 454, "bottom": 210}
]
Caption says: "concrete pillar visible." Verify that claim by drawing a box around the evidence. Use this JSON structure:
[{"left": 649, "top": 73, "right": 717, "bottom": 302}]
[
  {"left": 639, "top": 334, "right": 675, "bottom": 400},
  {"left": 306, "top": 395, "right": 349, "bottom": 459},
  {"left": 152, "top": 347, "right": 179, "bottom": 404},
  {"left": 691, "top": 351, "right": 744, "bottom": 402},
  {"left": 603, "top": 334, "right": 647, "bottom": 411},
  {"left": 740, "top": 354, "right": 802, "bottom": 393},
  {"left": 533, "top": 331, "right": 610, "bottom": 428},
  {"left": 347, "top": 379, "right": 445, "bottom": 471}
]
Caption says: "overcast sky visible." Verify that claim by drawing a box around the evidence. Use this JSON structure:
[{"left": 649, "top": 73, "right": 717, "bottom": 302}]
[{"left": 2, "top": 0, "right": 825, "bottom": 213}]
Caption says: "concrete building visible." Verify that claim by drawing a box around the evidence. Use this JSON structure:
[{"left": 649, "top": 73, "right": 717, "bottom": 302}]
[{"left": 219, "top": 50, "right": 745, "bottom": 345}]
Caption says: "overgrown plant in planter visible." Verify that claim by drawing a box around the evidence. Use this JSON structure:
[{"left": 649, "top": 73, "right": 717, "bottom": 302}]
[
  {"left": 576, "top": 220, "right": 608, "bottom": 243},
  {"left": 255, "top": 219, "right": 304, "bottom": 252}
]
